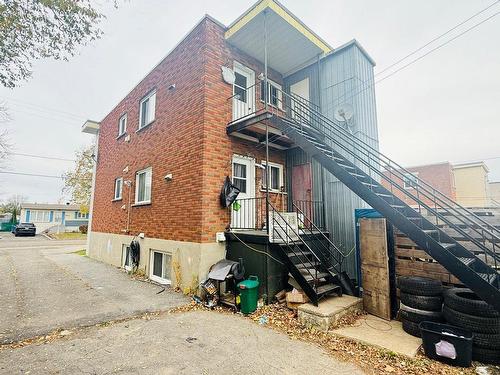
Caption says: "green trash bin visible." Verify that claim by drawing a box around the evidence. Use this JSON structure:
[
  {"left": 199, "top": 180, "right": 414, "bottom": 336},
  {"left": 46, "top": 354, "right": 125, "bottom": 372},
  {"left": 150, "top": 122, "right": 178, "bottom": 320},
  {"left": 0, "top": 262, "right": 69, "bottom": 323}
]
[{"left": 238, "top": 276, "right": 259, "bottom": 314}]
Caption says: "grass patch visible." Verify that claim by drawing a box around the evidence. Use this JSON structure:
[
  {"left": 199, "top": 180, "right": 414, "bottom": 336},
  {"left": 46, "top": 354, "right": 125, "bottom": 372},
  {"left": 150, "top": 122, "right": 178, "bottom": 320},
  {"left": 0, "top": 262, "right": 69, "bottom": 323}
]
[
  {"left": 51, "top": 232, "right": 87, "bottom": 240},
  {"left": 72, "top": 249, "right": 87, "bottom": 256}
]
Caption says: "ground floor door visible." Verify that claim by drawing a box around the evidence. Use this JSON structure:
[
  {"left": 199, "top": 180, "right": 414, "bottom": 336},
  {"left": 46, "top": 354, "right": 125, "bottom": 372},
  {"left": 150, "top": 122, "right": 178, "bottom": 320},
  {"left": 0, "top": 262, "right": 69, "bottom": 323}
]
[
  {"left": 290, "top": 77, "right": 310, "bottom": 121},
  {"left": 231, "top": 155, "right": 256, "bottom": 229}
]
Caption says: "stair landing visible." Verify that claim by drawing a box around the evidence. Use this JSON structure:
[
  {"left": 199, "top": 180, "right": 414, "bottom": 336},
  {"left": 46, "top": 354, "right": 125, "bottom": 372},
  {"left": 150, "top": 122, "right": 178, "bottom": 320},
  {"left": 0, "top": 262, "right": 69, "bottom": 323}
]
[{"left": 297, "top": 295, "right": 362, "bottom": 331}]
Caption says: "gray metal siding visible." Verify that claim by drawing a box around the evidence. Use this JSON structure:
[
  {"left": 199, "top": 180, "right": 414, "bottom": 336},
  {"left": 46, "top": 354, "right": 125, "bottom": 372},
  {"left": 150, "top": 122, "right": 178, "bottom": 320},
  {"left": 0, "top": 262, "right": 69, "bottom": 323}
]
[{"left": 285, "top": 43, "right": 379, "bottom": 281}]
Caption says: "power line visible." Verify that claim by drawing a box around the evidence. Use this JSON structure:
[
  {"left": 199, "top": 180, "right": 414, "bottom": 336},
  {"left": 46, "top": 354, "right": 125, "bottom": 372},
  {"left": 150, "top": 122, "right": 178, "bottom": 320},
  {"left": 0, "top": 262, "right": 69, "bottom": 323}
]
[
  {"left": 5, "top": 152, "right": 75, "bottom": 162},
  {"left": 375, "top": 0, "right": 500, "bottom": 78},
  {"left": 336, "top": 10, "right": 500, "bottom": 107},
  {"left": 0, "top": 96, "right": 86, "bottom": 120},
  {"left": 0, "top": 171, "right": 64, "bottom": 179}
]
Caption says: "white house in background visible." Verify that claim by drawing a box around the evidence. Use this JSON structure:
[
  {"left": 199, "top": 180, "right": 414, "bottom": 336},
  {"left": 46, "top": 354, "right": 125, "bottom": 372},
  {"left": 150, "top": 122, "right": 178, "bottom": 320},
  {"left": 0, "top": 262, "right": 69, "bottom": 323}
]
[{"left": 20, "top": 203, "right": 89, "bottom": 233}]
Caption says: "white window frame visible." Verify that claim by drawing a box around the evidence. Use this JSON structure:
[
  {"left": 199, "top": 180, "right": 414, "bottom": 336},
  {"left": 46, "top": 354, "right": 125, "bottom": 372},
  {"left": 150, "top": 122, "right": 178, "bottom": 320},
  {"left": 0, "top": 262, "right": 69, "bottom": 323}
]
[
  {"left": 32, "top": 210, "right": 50, "bottom": 222},
  {"left": 403, "top": 172, "right": 419, "bottom": 189},
  {"left": 122, "top": 244, "right": 133, "bottom": 272},
  {"left": 135, "top": 167, "right": 152, "bottom": 204},
  {"left": 261, "top": 161, "right": 284, "bottom": 192},
  {"left": 118, "top": 113, "right": 127, "bottom": 137},
  {"left": 260, "top": 78, "right": 282, "bottom": 109},
  {"left": 114, "top": 177, "right": 123, "bottom": 200},
  {"left": 149, "top": 250, "right": 172, "bottom": 285},
  {"left": 138, "top": 90, "right": 156, "bottom": 130}
]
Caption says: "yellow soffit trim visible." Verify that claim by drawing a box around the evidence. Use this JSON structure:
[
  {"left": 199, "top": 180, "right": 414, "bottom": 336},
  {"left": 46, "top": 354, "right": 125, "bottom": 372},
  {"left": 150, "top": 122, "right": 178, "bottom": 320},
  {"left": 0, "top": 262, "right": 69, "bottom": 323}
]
[{"left": 225, "top": 0, "right": 331, "bottom": 54}]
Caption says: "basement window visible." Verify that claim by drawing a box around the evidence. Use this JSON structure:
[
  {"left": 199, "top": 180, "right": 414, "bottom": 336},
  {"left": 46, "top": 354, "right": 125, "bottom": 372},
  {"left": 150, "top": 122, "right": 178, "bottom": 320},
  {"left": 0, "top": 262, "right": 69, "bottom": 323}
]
[
  {"left": 114, "top": 177, "right": 123, "bottom": 200},
  {"left": 138, "top": 90, "right": 156, "bottom": 130},
  {"left": 261, "top": 161, "right": 283, "bottom": 192},
  {"left": 149, "top": 250, "right": 171, "bottom": 285},
  {"left": 122, "top": 244, "right": 132, "bottom": 271},
  {"left": 403, "top": 173, "right": 419, "bottom": 189},
  {"left": 260, "top": 79, "right": 282, "bottom": 109}
]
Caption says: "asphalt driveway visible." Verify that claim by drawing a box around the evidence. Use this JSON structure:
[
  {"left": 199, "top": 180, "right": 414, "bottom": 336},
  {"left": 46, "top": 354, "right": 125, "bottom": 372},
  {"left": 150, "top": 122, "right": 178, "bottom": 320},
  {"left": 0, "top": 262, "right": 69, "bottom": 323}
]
[
  {"left": 0, "top": 233, "right": 187, "bottom": 344},
  {"left": 0, "top": 234, "right": 363, "bottom": 375}
]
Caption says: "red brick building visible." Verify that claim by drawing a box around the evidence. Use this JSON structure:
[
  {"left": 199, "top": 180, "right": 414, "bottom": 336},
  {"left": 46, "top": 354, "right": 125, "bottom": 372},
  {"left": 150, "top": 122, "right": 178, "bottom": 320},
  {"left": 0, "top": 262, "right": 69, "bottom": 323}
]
[
  {"left": 82, "top": 0, "right": 378, "bottom": 290},
  {"left": 381, "top": 162, "right": 456, "bottom": 208}
]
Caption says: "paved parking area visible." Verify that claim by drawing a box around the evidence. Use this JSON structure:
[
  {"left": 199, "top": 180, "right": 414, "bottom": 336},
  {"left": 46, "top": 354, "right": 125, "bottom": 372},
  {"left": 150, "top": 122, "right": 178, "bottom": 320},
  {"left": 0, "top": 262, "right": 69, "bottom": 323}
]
[
  {"left": 0, "top": 233, "right": 187, "bottom": 344},
  {"left": 0, "top": 233, "right": 363, "bottom": 374}
]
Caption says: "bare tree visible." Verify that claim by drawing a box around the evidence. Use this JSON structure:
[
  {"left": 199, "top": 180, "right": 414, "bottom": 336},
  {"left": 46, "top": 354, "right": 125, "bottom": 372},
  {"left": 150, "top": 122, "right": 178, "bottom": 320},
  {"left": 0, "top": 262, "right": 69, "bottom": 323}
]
[
  {"left": 0, "top": 103, "right": 11, "bottom": 168},
  {"left": 0, "top": 194, "right": 27, "bottom": 221}
]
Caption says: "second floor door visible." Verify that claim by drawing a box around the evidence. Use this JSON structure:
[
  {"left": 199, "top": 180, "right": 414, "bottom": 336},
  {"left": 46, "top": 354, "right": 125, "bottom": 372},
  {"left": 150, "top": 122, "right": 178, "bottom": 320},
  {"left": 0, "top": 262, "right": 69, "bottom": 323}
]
[{"left": 233, "top": 62, "right": 255, "bottom": 121}]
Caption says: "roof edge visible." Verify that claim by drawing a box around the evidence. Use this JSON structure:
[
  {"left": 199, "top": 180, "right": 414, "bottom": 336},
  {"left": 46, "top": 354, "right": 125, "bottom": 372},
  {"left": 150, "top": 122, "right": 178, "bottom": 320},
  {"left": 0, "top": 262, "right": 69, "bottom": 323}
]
[{"left": 325, "top": 39, "right": 376, "bottom": 66}]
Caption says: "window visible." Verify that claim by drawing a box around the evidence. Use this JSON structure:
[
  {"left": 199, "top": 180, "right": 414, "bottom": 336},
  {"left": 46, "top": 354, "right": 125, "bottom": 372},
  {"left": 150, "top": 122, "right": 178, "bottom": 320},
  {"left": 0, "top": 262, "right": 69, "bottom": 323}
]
[
  {"left": 234, "top": 71, "right": 248, "bottom": 103},
  {"left": 135, "top": 167, "right": 152, "bottom": 204},
  {"left": 118, "top": 114, "right": 127, "bottom": 136},
  {"left": 260, "top": 79, "right": 282, "bottom": 108},
  {"left": 31, "top": 210, "right": 50, "bottom": 222},
  {"left": 114, "top": 177, "right": 123, "bottom": 200},
  {"left": 139, "top": 90, "right": 156, "bottom": 129},
  {"left": 232, "top": 162, "right": 247, "bottom": 193},
  {"left": 261, "top": 161, "right": 283, "bottom": 192},
  {"left": 75, "top": 212, "right": 89, "bottom": 219},
  {"left": 403, "top": 173, "right": 419, "bottom": 189},
  {"left": 122, "top": 244, "right": 132, "bottom": 271},
  {"left": 149, "top": 250, "right": 171, "bottom": 284}
]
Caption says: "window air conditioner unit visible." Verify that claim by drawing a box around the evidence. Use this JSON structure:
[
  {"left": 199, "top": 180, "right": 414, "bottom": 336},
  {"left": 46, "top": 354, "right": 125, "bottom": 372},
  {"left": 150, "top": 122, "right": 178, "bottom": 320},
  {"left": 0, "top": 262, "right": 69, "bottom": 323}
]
[{"left": 269, "top": 211, "right": 300, "bottom": 244}]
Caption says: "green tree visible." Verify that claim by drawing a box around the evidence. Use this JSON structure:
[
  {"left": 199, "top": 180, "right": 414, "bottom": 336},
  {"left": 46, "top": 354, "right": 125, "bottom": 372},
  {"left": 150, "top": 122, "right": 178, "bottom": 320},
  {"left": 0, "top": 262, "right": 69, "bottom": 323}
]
[
  {"left": 62, "top": 144, "right": 94, "bottom": 210},
  {"left": 0, "top": 194, "right": 26, "bottom": 222},
  {"left": 0, "top": 0, "right": 106, "bottom": 88}
]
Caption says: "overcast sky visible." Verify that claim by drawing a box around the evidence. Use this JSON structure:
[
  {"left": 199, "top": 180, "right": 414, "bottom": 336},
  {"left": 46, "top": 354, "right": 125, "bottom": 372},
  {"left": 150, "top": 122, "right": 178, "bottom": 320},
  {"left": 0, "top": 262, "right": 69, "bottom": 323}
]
[{"left": 0, "top": 0, "right": 499, "bottom": 203}]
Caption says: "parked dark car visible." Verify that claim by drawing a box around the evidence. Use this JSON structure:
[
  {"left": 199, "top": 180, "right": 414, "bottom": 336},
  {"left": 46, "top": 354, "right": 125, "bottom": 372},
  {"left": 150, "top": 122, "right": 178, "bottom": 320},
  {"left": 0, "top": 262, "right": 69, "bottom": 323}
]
[{"left": 12, "top": 223, "right": 36, "bottom": 237}]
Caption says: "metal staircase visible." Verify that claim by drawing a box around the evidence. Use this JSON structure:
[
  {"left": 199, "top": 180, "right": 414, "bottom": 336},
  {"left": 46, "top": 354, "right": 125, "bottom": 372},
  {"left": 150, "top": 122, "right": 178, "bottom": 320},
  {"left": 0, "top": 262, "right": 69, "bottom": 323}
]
[
  {"left": 268, "top": 203, "right": 342, "bottom": 305},
  {"left": 267, "top": 87, "right": 500, "bottom": 312}
]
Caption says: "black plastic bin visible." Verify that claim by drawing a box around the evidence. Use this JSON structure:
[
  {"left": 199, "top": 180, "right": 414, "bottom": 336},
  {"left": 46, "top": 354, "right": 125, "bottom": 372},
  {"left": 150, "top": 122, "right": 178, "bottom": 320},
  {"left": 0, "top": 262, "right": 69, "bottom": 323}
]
[{"left": 419, "top": 321, "right": 473, "bottom": 367}]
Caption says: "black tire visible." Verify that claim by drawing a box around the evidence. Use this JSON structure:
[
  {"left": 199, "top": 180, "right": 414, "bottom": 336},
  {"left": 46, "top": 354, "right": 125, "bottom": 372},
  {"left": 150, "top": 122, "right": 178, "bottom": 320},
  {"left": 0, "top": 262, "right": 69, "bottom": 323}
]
[
  {"left": 443, "top": 288, "right": 499, "bottom": 318},
  {"left": 402, "top": 319, "right": 421, "bottom": 337},
  {"left": 473, "top": 332, "right": 500, "bottom": 349},
  {"left": 400, "top": 292, "right": 443, "bottom": 311},
  {"left": 399, "top": 308, "right": 444, "bottom": 324},
  {"left": 397, "top": 276, "right": 442, "bottom": 296},
  {"left": 443, "top": 305, "right": 500, "bottom": 334},
  {"left": 472, "top": 346, "right": 500, "bottom": 365}
]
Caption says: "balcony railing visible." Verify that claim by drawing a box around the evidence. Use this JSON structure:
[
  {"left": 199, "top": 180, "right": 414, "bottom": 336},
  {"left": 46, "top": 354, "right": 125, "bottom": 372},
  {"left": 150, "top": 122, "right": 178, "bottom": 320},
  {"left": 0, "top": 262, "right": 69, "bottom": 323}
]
[{"left": 293, "top": 200, "right": 325, "bottom": 231}]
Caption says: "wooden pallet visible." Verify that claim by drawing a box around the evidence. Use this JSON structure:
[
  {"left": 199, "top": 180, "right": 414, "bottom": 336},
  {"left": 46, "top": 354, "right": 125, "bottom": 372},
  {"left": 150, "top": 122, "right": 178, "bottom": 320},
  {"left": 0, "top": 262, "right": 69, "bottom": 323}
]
[{"left": 394, "top": 233, "right": 463, "bottom": 287}]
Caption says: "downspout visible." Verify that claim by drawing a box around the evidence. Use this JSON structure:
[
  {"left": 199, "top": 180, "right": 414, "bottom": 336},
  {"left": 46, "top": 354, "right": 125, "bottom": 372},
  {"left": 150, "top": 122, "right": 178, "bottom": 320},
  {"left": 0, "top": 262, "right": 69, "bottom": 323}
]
[{"left": 86, "top": 133, "right": 99, "bottom": 257}]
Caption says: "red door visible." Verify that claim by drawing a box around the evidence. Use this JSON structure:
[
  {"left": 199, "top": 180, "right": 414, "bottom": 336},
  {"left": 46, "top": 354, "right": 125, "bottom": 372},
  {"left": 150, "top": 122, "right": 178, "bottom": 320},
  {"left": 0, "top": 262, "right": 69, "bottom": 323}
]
[{"left": 292, "top": 164, "right": 313, "bottom": 226}]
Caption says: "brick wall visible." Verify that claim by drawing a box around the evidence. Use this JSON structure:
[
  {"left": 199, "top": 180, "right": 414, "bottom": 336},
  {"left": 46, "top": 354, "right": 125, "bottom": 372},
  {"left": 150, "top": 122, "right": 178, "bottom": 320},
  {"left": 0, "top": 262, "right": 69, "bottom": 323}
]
[
  {"left": 92, "top": 17, "right": 287, "bottom": 244},
  {"left": 381, "top": 162, "right": 456, "bottom": 207}
]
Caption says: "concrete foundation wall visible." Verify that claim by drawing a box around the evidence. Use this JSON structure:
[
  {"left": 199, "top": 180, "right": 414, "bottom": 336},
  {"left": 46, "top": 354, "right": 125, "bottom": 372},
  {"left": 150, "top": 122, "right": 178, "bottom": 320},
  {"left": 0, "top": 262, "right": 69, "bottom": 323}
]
[{"left": 88, "top": 231, "right": 225, "bottom": 293}]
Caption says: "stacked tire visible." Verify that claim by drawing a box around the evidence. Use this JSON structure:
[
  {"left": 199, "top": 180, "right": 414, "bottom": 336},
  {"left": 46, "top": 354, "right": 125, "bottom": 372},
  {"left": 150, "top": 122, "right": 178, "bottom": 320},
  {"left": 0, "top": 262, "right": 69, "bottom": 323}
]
[
  {"left": 443, "top": 288, "right": 500, "bottom": 365},
  {"left": 397, "top": 276, "right": 444, "bottom": 338}
]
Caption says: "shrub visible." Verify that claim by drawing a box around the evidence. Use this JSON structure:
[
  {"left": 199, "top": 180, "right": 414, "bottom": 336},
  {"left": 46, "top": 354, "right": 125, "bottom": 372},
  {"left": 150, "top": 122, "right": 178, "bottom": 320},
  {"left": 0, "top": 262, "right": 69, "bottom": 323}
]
[{"left": 79, "top": 224, "right": 88, "bottom": 234}]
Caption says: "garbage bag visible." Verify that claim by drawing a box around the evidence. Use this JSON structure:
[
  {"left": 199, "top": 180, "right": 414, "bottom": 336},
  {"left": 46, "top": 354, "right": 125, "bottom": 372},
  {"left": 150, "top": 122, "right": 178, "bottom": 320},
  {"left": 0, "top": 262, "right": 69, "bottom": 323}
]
[{"left": 220, "top": 176, "right": 240, "bottom": 208}]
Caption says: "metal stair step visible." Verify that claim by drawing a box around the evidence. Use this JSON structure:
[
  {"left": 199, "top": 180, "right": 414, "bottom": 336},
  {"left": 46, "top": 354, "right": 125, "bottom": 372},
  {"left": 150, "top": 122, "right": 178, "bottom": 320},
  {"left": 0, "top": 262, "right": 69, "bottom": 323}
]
[
  {"left": 390, "top": 204, "right": 406, "bottom": 209},
  {"left": 376, "top": 193, "right": 393, "bottom": 198},
  {"left": 316, "top": 283, "right": 341, "bottom": 296},
  {"left": 458, "top": 256, "right": 476, "bottom": 266},
  {"left": 349, "top": 172, "right": 367, "bottom": 179},
  {"left": 439, "top": 242, "right": 456, "bottom": 250},
  {"left": 423, "top": 229, "right": 439, "bottom": 235},
  {"left": 361, "top": 181, "right": 378, "bottom": 188},
  {"left": 337, "top": 163, "right": 355, "bottom": 170},
  {"left": 477, "top": 273, "right": 498, "bottom": 283},
  {"left": 287, "top": 251, "right": 311, "bottom": 258}
]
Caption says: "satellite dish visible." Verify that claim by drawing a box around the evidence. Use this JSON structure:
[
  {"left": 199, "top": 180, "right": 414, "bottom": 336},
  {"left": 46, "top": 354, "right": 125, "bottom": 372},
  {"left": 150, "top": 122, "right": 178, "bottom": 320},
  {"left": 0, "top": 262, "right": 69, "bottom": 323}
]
[
  {"left": 221, "top": 66, "right": 235, "bottom": 85},
  {"left": 334, "top": 104, "right": 354, "bottom": 122}
]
